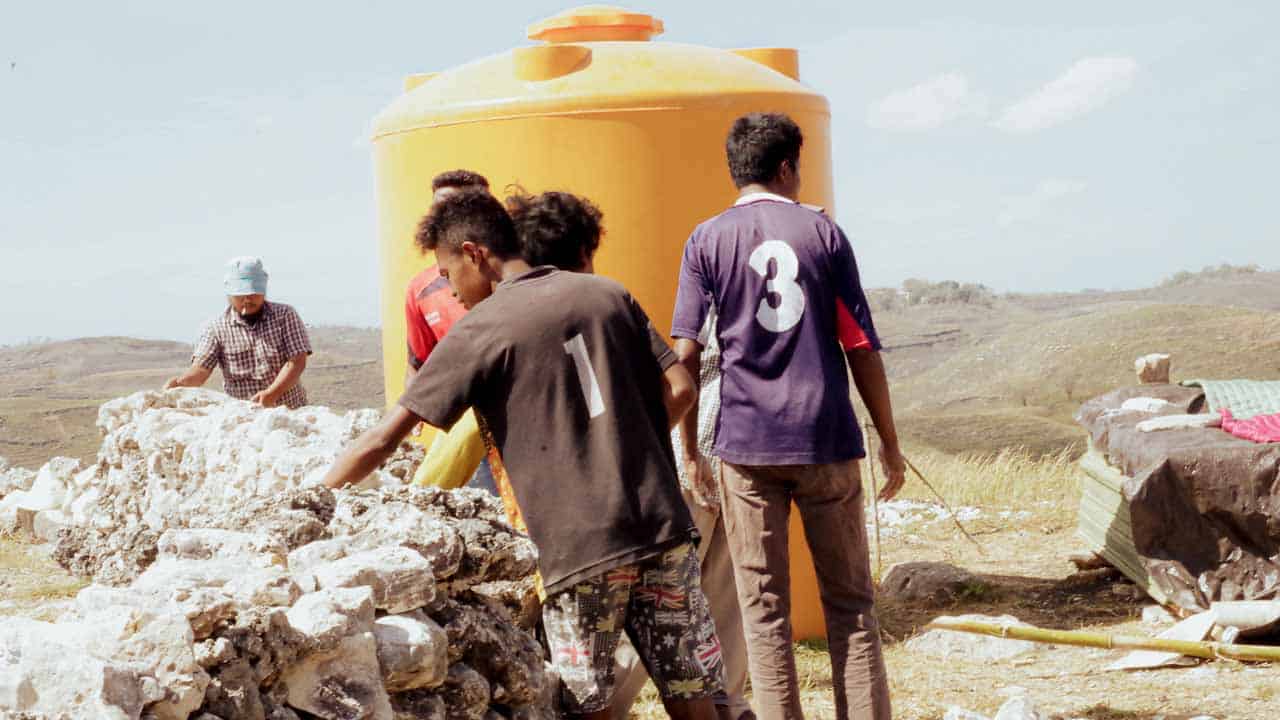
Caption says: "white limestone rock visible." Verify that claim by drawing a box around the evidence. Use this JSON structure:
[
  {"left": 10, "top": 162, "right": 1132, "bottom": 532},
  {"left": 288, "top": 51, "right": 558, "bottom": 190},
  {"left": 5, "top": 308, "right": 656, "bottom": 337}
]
[
  {"left": 78, "top": 604, "right": 209, "bottom": 720},
  {"left": 286, "top": 586, "right": 376, "bottom": 649},
  {"left": 288, "top": 536, "right": 354, "bottom": 592},
  {"left": 1135, "top": 352, "right": 1172, "bottom": 384},
  {"left": 0, "top": 616, "right": 150, "bottom": 719},
  {"left": 907, "top": 614, "right": 1039, "bottom": 661},
  {"left": 52, "top": 389, "right": 420, "bottom": 575},
  {"left": 312, "top": 546, "right": 437, "bottom": 613},
  {"left": 133, "top": 557, "right": 301, "bottom": 609},
  {"left": 32, "top": 509, "right": 70, "bottom": 543},
  {"left": 71, "top": 584, "right": 236, "bottom": 642},
  {"left": 994, "top": 696, "right": 1046, "bottom": 720},
  {"left": 373, "top": 614, "right": 450, "bottom": 691},
  {"left": 0, "top": 458, "right": 36, "bottom": 500},
  {"left": 158, "top": 527, "right": 288, "bottom": 567},
  {"left": 0, "top": 604, "right": 208, "bottom": 720},
  {"left": 329, "top": 500, "right": 465, "bottom": 580},
  {"left": 282, "top": 631, "right": 393, "bottom": 720},
  {"left": 194, "top": 637, "right": 236, "bottom": 669},
  {"left": 0, "top": 456, "right": 80, "bottom": 532},
  {"left": 943, "top": 708, "right": 990, "bottom": 720}
]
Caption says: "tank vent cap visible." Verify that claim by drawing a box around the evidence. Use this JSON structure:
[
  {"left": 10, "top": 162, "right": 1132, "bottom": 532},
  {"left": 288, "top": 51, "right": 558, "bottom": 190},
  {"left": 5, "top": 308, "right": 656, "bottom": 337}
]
[{"left": 527, "top": 5, "right": 664, "bottom": 43}]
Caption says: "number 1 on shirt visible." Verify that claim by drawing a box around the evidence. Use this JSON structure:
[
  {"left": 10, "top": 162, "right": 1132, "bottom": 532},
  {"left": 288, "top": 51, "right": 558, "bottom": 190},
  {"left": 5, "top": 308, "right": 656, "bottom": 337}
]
[{"left": 564, "top": 334, "right": 606, "bottom": 418}]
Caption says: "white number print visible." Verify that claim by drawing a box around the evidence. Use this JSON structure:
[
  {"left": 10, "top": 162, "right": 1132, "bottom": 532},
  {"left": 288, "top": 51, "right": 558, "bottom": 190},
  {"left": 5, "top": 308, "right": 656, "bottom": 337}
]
[
  {"left": 563, "top": 334, "right": 606, "bottom": 419},
  {"left": 749, "top": 240, "right": 806, "bottom": 333}
]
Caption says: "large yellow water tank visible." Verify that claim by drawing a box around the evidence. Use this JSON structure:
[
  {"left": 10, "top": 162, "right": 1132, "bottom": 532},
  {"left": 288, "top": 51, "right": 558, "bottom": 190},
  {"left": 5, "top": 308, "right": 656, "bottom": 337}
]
[{"left": 372, "top": 5, "right": 836, "bottom": 640}]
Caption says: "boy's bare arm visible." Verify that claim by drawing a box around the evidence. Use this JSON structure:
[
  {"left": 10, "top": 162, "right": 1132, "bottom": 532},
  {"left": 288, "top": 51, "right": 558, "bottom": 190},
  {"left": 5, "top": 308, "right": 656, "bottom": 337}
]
[
  {"left": 323, "top": 405, "right": 424, "bottom": 489},
  {"left": 846, "top": 348, "right": 905, "bottom": 500}
]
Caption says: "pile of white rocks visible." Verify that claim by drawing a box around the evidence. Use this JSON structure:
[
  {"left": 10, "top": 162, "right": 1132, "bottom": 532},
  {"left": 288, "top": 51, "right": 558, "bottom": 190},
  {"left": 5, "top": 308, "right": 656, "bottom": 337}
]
[{"left": 0, "top": 389, "right": 555, "bottom": 720}]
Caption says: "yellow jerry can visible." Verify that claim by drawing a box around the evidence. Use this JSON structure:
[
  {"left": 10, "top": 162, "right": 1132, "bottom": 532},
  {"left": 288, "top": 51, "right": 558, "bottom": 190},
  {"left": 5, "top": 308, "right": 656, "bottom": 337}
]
[{"left": 372, "top": 5, "right": 838, "bottom": 640}]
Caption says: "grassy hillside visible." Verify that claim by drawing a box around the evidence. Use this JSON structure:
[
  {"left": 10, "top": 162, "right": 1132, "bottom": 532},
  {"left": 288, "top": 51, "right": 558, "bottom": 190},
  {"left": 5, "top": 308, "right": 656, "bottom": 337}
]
[{"left": 883, "top": 304, "right": 1280, "bottom": 457}]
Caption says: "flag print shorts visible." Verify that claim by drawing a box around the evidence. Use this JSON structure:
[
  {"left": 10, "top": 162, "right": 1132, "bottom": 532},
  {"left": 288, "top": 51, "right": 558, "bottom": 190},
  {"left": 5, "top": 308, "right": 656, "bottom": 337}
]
[{"left": 541, "top": 542, "right": 726, "bottom": 713}]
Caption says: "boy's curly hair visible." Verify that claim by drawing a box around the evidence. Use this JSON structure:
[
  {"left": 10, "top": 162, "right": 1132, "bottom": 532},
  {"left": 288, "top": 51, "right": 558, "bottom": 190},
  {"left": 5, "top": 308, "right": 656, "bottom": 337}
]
[{"left": 505, "top": 189, "right": 603, "bottom": 272}]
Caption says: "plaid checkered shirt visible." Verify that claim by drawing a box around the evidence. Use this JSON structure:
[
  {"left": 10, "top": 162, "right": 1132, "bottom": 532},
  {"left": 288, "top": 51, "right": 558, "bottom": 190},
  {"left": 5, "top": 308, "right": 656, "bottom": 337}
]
[
  {"left": 670, "top": 308, "right": 722, "bottom": 504},
  {"left": 193, "top": 301, "right": 312, "bottom": 408}
]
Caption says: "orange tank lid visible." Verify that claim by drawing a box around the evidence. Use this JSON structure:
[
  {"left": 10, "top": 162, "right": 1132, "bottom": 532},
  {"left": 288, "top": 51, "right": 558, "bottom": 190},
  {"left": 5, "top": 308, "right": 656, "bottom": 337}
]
[{"left": 527, "top": 5, "right": 664, "bottom": 43}]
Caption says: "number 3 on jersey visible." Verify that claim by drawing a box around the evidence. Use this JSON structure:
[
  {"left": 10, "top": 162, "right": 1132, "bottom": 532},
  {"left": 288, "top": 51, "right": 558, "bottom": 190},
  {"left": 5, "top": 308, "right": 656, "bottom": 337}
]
[
  {"left": 564, "top": 334, "right": 606, "bottom": 418},
  {"left": 749, "top": 240, "right": 805, "bottom": 332}
]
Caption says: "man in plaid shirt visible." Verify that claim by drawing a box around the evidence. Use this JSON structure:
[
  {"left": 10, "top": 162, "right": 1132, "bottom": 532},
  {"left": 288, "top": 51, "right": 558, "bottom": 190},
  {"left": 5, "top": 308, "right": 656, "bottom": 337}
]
[{"left": 165, "top": 256, "right": 313, "bottom": 408}]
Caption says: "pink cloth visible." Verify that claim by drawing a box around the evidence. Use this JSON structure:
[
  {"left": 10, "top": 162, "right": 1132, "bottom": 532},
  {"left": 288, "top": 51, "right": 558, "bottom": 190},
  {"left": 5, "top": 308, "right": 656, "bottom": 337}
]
[{"left": 1220, "top": 409, "right": 1280, "bottom": 443}]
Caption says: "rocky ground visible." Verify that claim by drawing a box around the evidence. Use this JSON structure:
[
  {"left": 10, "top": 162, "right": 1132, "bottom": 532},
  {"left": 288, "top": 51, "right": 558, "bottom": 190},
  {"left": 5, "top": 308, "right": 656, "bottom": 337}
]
[
  {"left": 4, "top": 389, "right": 1279, "bottom": 719},
  {"left": 0, "top": 389, "right": 552, "bottom": 720}
]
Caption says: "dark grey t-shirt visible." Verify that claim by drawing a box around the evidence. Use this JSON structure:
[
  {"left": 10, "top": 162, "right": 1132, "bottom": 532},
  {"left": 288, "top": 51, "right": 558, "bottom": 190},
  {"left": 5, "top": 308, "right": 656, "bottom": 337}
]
[{"left": 399, "top": 266, "right": 694, "bottom": 594}]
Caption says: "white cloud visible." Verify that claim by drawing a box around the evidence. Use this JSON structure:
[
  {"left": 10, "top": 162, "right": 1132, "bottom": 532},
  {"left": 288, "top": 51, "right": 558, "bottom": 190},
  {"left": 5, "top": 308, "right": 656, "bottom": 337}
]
[
  {"left": 993, "top": 56, "right": 1139, "bottom": 133},
  {"left": 997, "top": 178, "right": 1086, "bottom": 227},
  {"left": 866, "top": 72, "right": 988, "bottom": 131}
]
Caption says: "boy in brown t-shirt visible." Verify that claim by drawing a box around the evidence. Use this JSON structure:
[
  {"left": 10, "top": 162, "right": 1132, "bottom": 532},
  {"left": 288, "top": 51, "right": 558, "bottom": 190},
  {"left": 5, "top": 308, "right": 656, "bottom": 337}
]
[{"left": 322, "top": 190, "right": 724, "bottom": 720}]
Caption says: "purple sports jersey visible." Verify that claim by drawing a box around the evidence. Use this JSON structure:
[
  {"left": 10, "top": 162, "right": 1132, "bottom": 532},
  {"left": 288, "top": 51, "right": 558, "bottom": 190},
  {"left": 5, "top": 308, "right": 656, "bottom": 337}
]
[{"left": 671, "top": 193, "right": 882, "bottom": 466}]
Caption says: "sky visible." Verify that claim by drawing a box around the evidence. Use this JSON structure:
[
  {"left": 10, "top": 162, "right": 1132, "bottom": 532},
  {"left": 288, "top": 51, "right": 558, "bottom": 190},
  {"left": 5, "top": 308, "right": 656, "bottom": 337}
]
[{"left": 2, "top": 1, "right": 1277, "bottom": 345}]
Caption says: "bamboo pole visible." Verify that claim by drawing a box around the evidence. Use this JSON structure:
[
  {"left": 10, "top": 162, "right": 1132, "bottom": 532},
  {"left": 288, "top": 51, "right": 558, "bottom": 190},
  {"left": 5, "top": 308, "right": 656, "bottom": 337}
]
[{"left": 927, "top": 616, "right": 1280, "bottom": 663}]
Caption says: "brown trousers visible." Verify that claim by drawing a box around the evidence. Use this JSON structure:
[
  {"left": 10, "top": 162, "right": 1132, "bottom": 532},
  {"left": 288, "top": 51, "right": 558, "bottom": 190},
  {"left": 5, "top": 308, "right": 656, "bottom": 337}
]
[{"left": 720, "top": 460, "right": 890, "bottom": 720}]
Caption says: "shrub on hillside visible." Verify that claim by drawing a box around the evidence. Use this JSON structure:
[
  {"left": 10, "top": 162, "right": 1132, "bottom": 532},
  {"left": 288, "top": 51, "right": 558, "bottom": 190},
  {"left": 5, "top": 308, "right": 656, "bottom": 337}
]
[
  {"left": 1160, "top": 263, "right": 1262, "bottom": 287},
  {"left": 901, "top": 278, "right": 996, "bottom": 307}
]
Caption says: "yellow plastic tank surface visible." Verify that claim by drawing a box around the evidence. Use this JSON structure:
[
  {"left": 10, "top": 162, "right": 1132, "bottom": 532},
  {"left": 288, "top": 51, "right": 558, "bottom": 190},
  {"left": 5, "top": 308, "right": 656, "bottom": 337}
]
[{"left": 373, "top": 5, "right": 836, "bottom": 640}]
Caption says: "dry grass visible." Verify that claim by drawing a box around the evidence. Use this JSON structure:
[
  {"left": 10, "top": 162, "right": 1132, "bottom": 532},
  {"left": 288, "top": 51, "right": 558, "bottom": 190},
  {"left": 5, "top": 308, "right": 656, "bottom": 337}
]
[
  {"left": 627, "top": 447, "right": 1278, "bottom": 720},
  {"left": 0, "top": 535, "right": 85, "bottom": 621},
  {"left": 891, "top": 444, "right": 1079, "bottom": 510},
  {"left": 895, "top": 411, "right": 1084, "bottom": 460}
]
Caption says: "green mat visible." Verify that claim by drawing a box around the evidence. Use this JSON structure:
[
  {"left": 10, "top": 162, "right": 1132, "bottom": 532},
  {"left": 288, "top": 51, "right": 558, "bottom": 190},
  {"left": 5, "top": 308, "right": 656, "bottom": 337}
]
[{"left": 1181, "top": 379, "right": 1280, "bottom": 420}]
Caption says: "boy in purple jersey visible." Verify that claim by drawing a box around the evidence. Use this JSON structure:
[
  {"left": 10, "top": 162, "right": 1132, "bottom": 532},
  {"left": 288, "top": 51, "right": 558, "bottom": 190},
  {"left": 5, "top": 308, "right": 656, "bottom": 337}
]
[{"left": 671, "top": 113, "right": 906, "bottom": 720}]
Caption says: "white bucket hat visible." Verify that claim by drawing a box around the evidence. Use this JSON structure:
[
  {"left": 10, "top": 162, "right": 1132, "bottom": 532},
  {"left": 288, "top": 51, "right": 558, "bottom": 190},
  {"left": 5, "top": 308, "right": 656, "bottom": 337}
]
[{"left": 224, "top": 256, "right": 269, "bottom": 296}]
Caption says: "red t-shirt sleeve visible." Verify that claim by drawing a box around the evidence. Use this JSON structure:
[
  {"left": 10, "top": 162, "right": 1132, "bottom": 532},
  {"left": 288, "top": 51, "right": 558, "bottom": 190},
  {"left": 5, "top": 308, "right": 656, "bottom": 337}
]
[
  {"left": 404, "top": 283, "right": 437, "bottom": 370},
  {"left": 836, "top": 299, "right": 874, "bottom": 351}
]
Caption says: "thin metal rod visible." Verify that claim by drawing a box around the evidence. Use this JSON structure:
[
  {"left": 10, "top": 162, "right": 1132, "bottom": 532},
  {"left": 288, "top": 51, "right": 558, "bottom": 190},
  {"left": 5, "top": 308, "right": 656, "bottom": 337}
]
[
  {"left": 864, "top": 421, "right": 883, "bottom": 580},
  {"left": 902, "top": 455, "right": 985, "bottom": 554}
]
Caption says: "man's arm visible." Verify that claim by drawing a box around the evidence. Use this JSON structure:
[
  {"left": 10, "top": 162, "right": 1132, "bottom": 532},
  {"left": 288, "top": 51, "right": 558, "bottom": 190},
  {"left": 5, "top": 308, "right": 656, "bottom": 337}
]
[
  {"left": 662, "top": 358, "right": 696, "bottom": 431},
  {"left": 253, "top": 353, "right": 307, "bottom": 407},
  {"left": 846, "top": 348, "right": 905, "bottom": 500},
  {"left": 673, "top": 337, "right": 718, "bottom": 510},
  {"left": 170, "top": 324, "right": 219, "bottom": 390},
  {"left": 165, "top": 364, "right": 213, "bottom": 390},
  {"left": 673, "top": 338, "right": 702, "bottom": 450},
  {"left": 323, "top": 405, "right": 423, "bottom": 489}
]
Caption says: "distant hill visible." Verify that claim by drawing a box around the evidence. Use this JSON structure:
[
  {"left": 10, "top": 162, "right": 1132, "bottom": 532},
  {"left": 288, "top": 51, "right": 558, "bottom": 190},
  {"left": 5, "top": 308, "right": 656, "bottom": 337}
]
[
  {"left": 885, "top": 304, "right": 1280, "bottom": 456},
  {"left": 2, "top": 270, "right": 1277, "bottom": 469},
  {"left": 854, "top": 269, "right": 1280, "bottom": 456}
]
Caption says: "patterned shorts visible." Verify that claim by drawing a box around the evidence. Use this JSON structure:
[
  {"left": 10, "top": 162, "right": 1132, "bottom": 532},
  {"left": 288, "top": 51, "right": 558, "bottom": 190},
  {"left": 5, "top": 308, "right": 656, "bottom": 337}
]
[{"left": 542, "top": 542, "right": 725, "bottom": 713}]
